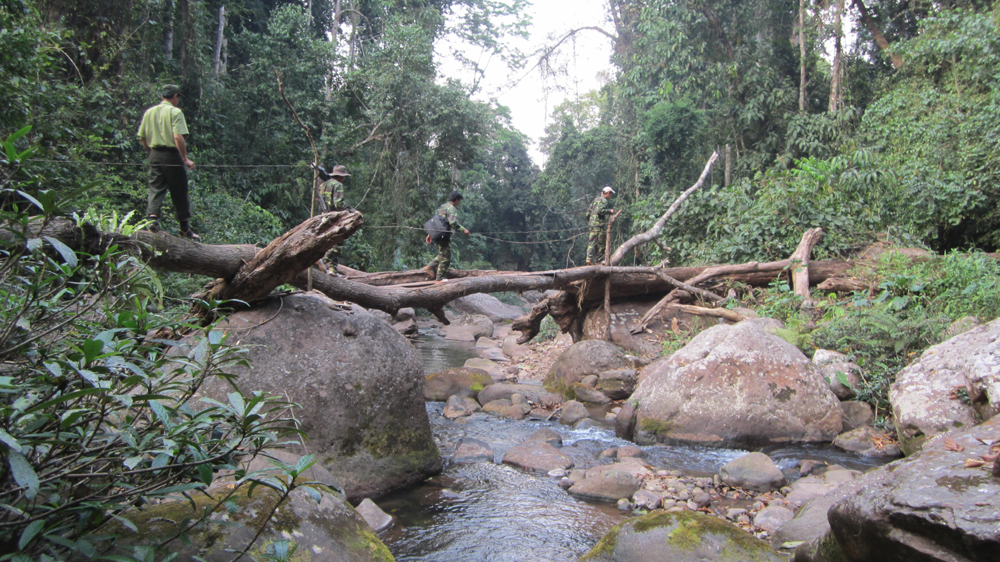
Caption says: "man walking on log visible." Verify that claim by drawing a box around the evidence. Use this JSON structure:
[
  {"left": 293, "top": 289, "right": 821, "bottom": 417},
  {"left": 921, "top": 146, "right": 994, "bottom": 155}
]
[
  {"left": 137, "top": 84, "right": 200, "bottom": 240},
  {"left": 315, "top": 164, "right": 351, "bottom": 273},
  {"left": 423, "top": 190, "right": 469, "bottom": 282},
  {"left": 586, "top": 186, "right": 615, "bottom": 265}
]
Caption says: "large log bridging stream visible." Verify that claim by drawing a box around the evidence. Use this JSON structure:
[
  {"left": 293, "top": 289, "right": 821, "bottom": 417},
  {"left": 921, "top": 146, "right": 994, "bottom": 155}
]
[{"left": 5, "top": 214, "right": 854, "bottom": 335}]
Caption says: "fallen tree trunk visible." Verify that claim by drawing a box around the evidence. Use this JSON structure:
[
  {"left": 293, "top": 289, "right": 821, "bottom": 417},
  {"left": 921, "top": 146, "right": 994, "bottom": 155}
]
[{"left": 5, "top": 217, "right": 884, "bottom": 341}]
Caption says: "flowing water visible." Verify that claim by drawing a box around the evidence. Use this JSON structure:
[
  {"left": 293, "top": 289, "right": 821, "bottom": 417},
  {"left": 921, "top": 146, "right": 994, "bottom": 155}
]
[{"left": 382, "top": 331, "right": 889, "bottom": 562}]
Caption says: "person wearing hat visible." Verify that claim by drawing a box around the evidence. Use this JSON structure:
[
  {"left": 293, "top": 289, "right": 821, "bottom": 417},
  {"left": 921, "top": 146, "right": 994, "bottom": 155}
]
[
  {"left": 423, "top": 190, "right": 469, "bottom": 281},
  {"left": 316, "top": 164, "right": 351, "bottom": 273},
  {"left": 585, "top": 186, "right": 616, "bottom": 265},
  {"left": 137, "top": 84, "right": 200, "bottom": 240}
]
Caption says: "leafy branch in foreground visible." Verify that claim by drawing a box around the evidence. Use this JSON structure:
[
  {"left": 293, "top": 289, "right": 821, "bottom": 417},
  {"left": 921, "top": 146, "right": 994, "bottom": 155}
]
[{"left": 0, "top": 129, "right": 305, "bottom": 561}]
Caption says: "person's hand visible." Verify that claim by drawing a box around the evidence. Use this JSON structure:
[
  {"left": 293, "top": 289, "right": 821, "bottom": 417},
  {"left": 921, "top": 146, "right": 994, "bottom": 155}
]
[
  {"left": 426, "top": 234, "right": 432, "bottom": 244},
  {"left": 185, "top": 158, "right": 195, "bottom": 170},
  {"left": 463, "top": 229, "right": 470, "bottom": 236}
]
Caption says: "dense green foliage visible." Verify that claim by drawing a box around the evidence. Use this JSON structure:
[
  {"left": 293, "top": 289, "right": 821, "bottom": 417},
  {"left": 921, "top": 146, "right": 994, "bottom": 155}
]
[{"left": 0, "top": 129, "right": 312, "bottom": 560}]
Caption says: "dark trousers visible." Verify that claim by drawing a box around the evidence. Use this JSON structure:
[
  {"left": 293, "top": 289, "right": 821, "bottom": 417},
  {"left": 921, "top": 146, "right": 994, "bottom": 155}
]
[{"left": 145, "top": 148, "right": 190, "bottom": 221}]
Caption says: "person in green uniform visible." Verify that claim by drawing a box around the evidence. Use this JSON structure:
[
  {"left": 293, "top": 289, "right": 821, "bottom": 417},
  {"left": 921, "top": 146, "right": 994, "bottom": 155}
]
[
  {"left": 423, "top": 190, "right": 469, "bottom": 281},
  {"left": 316, "top": 164, "right": 351, "bottom": 273},
  {"left": 586, "top": 186, "right": 615, "bottom": 265},
  {"left": 137, "top": 84, "right": 200, "bottom": 240}
]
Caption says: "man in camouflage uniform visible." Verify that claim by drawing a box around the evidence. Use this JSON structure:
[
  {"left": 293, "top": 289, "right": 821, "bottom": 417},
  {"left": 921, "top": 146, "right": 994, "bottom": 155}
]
[
  {"left": 586, "top": 186, "right": 615, "bottom": 265},
  {"left": 423, "top": 190, "right": 469, "bottom": 281},
  {"left": 316, "top": 164, "right": 351, "bottom": 273}
]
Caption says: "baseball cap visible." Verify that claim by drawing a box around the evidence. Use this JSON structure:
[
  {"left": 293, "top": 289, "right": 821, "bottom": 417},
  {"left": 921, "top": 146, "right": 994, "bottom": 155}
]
[
  {"left": 160, "top": 84, "right": 182, "bottom": 98},
  {"left": 602, "top": 186, "right": 615, "bottom": 194}
]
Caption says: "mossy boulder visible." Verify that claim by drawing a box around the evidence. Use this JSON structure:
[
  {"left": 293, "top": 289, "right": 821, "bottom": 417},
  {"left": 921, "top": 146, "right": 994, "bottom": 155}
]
[
  {"left": 545, "top": 340, "right": 629, "bottom": 399},
  {"left": 108, "top": 483, "right": 394, "bottom": 562},
  {"left": 424, "top": 367, "right": 494, "bottom": 401},
  {"left": 579, "top": 510, "right": 783, "bottom": 561},
  {"left": 192, "top": 293, "right": 441, "bottom": 502}
]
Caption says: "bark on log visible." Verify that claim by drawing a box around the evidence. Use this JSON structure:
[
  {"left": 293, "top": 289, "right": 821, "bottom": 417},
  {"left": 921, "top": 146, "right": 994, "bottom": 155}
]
[{"left": 790, "top": 228, "right": 823, "bottom": 302}]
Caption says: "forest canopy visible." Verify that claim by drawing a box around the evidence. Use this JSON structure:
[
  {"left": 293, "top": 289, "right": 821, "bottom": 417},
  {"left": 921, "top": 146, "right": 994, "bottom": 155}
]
[{"left": 2, "top": 0, "right": 1000, "bottom": 282}]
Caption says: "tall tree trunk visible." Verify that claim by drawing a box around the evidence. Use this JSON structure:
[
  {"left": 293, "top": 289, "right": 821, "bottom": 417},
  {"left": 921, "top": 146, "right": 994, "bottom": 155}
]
[
  {"left": 829, "top": 0, "right": 844, "bottom": 112},
  {"left": 164, "top": 0, "right": 174, "bottom": 60},
  {"left": 724, "top": 143, "right": 731, "bottom": 187},
  {"left": 799, "top": 0, "right": 807, "bottom": 112},
  {"left": 332, "top": 0, "right": 343, "bottom": 46},
  {"left": 212, "top": 4, "right": 225, "bottom": 76},
  {"left": 853, "top": 0, "right": 903, "bottom": 68},
  {"left": 179, "top": 0, "right": 190, "bottom": 75}
]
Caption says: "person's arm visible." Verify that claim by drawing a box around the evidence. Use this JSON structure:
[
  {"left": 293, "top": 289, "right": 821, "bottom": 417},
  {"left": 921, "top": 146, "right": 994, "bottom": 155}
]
[
  {"left": 173, "top": 134, "right": 195, "bottom": 170},
  {"left": 139, "top": 136, "right": 151, "bottom": 155},
  {"left": 448, "top": 208, "right": 469, "bottom": 235}
]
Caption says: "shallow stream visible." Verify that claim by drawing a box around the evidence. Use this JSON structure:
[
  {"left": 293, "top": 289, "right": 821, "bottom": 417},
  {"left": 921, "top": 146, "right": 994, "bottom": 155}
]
[{"left": 381, "top": 332, "right": 888, "bottom": 562}]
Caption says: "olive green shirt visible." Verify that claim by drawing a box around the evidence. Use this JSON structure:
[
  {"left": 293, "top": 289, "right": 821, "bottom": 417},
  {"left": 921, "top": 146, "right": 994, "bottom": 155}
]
[
  {"left": 437, "top": 202, "right": 465, "bottom": 232},
  {"left": 137, "top": 101, "right": 189, "bottom": 148},
  {"left": 321, "top": 179, "right": 346, "bottom": 211}
]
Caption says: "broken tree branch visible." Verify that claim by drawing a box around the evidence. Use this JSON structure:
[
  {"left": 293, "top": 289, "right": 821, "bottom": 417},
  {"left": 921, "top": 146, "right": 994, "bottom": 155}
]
[{"left": 609, "top": 151, "right": 718, "bottom": 265}]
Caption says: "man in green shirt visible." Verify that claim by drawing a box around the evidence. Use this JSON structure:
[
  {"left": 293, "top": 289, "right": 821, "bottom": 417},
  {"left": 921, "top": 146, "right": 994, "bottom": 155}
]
[
  {"left": 586, "top": 186, "right": 615, "bottom": 265},
  {"left": 423, "top": 190, "right": 469, "bottom": 281},
  {"left": 316, "top": 164, "right": 351, "bottom": 273},
  {"left": 137, "top": 84, "right": 200, "bottom": 240}
]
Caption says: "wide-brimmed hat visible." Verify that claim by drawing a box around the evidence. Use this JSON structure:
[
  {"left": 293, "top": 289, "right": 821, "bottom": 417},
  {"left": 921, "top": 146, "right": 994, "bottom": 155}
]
[
  {"left": 160, "top": 84, "right": 181, "bottom": 98},
  {"left": 602, "top": 186, "right": 615, "bottom": 194},
  {"left": 330, "top": 165, "right": 351, "bottom": 177}
]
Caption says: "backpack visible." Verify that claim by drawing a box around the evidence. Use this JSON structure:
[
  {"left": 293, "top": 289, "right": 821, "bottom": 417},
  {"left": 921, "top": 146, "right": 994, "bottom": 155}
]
[{"left": 424, "top": 213, "right": 450, "bottom": 242}]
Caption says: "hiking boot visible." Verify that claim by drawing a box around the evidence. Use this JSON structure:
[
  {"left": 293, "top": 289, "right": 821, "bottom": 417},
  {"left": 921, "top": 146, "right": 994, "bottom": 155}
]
[
  {"left": 179, "top": 227, "right": 201, "bottom": 241},
  {"left": 422, "top": 265, "right": 435, "bottom": 278},
  {"left": 147, "top": 216, "right": 160, "bottom": 233}
]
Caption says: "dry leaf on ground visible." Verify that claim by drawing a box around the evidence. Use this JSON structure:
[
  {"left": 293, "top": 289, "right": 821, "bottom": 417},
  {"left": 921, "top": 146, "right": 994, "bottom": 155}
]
[{"left": 944, "top": 437, "right": 964, "bottom": 452}]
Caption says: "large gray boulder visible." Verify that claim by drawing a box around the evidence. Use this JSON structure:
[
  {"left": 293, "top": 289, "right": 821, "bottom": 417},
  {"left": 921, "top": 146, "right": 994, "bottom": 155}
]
[
  {"left": 799, "top": 415, "right": 1000, "bottom": 562},
  {"left": 580, "top": 510, "right": 783, "bottom": 562},
  {"left": 447, "top": 293, "right": 524, "bottom": 321},
  {"left": 629, "top": 321, "right": 842, "bottom": 446},
  {"left": 195, "top": 294, "right": 441, "bottom": 501},
  {"left": 889, "top": 316, "right": 1000, "bottom": 455},
  {"left": 545, "top": 340, "right": 629, "bottom": 398},
  {"left": 109, "top": 482, "right": 392, "bottom": 561}
]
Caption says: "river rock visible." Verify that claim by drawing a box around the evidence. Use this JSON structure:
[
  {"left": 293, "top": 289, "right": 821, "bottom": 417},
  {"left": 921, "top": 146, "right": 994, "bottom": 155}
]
[
  {"left": 819, "top": 361, "right": 861, "bottom": 400},
  {"left": 800, "top": 415, "right": 1000, "bottom": 562},
  {"left": 482, "top": 398, "right": 513, "bottom": 415},
  {"left": 440, "top": 313, "right": 494, "bottom": 341},
  {"left": 629, "top": 321, "right": 842, "bottom": 446},
  {"left": 478, "top": 347, "right": 509, "bottom": 362},
  {"left": 568, "top": 464, "right": 646, "bottom": 502},
  {"left": 597, "top": 368, "right": 638, "bottom": 400},
  {"left": 776, "top": 480, "right": 865, "bottom": 546},
  {"left": 719, "top": 452, "right": 785, "bottom": 492},
  {"left": 475, "top": 336, "right": 499, "bottom": 348},
  {"left": 394, "top": 307, "right": 415, "bottom": 322},
  {"left": 453, "top": 438, "right": 494, "bottom": 463},
  {"left": 632, "top": 489, "right": 662, "bottom": 510},
  {"left": 355, "top": 498, "right": 394, "bottom": 532},
  {"left": 193, "top": 293, "right": 440, "bottom": 502},
  {"left": 832, "top": 425, "right": 902, "bottom": 458},
  {"left": 890, "top": 316, "right": 1000, "bottom": 455},
  {"left": 424, "top": 367, "right": 494, "bottom": 401},
  {"left": 753, "top": 505, "right": 795, "bottom": 533},
  {"left": 109, "top": 480, "right": 392, "bottom": 561},
  {"left": 525, "top": 428, "right": 563, "bottom": 446},
  {"left": 617, "top": 445, "right": 643, "bottom": 459},
  {"left": 839, "top": 400, "right": 874, "bottom": 431},
  {"left": 545, "top": 340, "right": 629, "bottom": 398},
  {"left": 477, "top": 383, "right": 562, "bottom": 408},
  {"left": 443, "top": 394, "right": 481, "bottom": 419},
  {"left": 502, "top": 336, "right": 531, "bottom": 360},
  {"left": 502, "top": 440, "right": 574, "bottom": 472},
  {"left": 447, "top": 293, "right": 524, "bottom": 321},
  {"left": 579, "top": 510, "right": 784, "bottom": 562},
  {"left": 464, "top": 357, "right": 506, "bottom": 380},
  {"left": 559, "top": 400, "right": 591, "bottom": 425},
  {"left": 571, "top": 383, "right": 613, "bottom": 404}
]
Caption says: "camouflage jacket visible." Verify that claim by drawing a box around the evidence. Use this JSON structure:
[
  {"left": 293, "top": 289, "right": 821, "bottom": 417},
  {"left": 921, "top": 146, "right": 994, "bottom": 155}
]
[
  {"left": 436, "top": 202, "right": 465, "bottom": 232},
  {"left": 587, "top": 194, "right": 612, "bottom": 227},
  {"left": 321, "top": 179, "right": 346, "bottom": 212}
]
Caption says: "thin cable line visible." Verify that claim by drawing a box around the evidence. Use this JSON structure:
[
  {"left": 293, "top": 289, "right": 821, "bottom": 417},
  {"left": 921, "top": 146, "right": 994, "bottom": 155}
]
[{"left": 24, "top": 159, "right": 303, "bottom": 168}]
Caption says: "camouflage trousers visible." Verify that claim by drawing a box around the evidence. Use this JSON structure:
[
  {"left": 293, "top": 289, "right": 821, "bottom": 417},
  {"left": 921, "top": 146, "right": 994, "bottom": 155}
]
[
  {"left": 426, "top": 236, "right": 451, "bottom": 280},
  {"left": 586, "top": 225, "right": 606, "bottom": 264}
]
